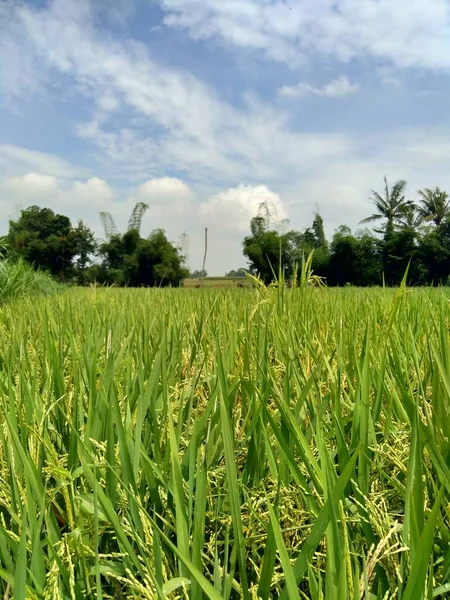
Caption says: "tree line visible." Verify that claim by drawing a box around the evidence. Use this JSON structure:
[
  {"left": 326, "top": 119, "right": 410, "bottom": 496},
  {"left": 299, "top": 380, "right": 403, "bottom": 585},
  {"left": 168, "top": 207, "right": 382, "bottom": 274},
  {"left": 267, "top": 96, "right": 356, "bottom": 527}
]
[
  {"left": 3, "top": 203, "right": 189, "bottom": 286},
  {"left": 3, "top": 176, "right": 450, "bottom": 287},
  {"left": 243, "top": 178, "right": 450, "bottom": 286}
]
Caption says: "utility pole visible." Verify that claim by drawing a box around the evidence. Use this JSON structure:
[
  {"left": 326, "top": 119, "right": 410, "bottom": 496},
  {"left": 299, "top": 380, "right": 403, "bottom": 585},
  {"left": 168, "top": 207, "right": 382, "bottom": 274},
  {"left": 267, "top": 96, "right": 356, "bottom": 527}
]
[{"left": 202, "top": 227, "right": 208, "bottom": 278}]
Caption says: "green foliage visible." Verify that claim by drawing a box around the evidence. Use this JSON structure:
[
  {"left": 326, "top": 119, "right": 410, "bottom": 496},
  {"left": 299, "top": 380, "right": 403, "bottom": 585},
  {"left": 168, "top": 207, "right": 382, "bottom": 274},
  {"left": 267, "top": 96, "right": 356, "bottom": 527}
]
[
  {"left": 243, "top": 219, "right": 289, "bottom": 283},
  {"left": 0, "top": 286, "right": 449, "bottom": 598},
  {"left": 243, "top": 210, "right": 329, "bottom": 283},
  {"left": 417, "top": 186, "right": 450, "bottom": 226},
  {"left": 95, "top": 203, "right": 188, "bottom": 287},
  {"left": 6, "top": 206, "right": 96, "bottom": 283},
  {"left": 311, "top": 212, "right": 327, "bottom": 250},
  {"left": 328, "top": 228, "right": 381, "bottom": 286},
  {"left": 360, "top": 176, "right": 413, "bottom": 235},
  {"left": 0, "top": 250, "right": 60, "bottom": 302},
  {"left": 7, "top": 205, "right": 74, "bottom": 278},
  {"left": 225, "top": 268, "right": 246, "bottom": 277},
  {"left": 233, "top": 178, "right": 450, "bottom": 287},
  {"left": 8, "top": 175, "right": 450, "bottom": 290},
  {"left": 98, "top": 227, "right": 188, "bottom": 287},
  {"left": 71, "top": 220, "right": 97, "bottom": 284}
]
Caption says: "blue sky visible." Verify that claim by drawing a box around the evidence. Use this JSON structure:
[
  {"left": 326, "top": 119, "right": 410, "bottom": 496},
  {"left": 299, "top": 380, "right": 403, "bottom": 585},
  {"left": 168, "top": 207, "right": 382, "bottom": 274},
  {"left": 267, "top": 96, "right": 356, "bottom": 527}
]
[{"left": 2, "top": 0, "right": 450, "bottom": 274}]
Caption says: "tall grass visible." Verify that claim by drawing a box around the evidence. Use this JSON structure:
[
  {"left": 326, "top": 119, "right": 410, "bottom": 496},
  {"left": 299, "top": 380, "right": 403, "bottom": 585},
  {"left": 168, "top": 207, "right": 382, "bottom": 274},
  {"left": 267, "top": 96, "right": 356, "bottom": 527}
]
[
  {"left": 0, "top": 255, "right": 60, "bottom": 302},
  {"left": 0, "top": 281, "right": 448, "bottom": 598}
]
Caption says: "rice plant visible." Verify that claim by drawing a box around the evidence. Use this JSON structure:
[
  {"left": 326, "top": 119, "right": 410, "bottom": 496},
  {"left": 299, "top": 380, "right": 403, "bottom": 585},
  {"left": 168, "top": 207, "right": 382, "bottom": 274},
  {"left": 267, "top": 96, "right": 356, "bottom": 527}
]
[{"left": 0, "top": 282, "right": 448, "bottom": 599}]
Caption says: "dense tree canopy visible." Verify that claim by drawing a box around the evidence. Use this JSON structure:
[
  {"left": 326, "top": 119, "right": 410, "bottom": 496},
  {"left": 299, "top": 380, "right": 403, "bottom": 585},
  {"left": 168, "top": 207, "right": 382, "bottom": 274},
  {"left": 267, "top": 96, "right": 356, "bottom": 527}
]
[
  {"left": 5, "top": 203, "right": 187, "bottom": 287},
  {"left": 92, "top": 204, "right": 188, "bottom": 287},
  {"left": 6, "top": 206, "right": 95, "bottom": 282},
  {"left": 242, "top": 178, "right": 450, "bottom": 286}
]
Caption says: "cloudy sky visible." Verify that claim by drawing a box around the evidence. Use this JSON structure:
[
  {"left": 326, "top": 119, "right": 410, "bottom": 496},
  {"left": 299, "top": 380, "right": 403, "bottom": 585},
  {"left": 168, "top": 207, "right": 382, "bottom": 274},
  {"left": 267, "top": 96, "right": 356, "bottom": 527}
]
[{"left": 2, "top": 0, "right": 450, "bottom": 274}]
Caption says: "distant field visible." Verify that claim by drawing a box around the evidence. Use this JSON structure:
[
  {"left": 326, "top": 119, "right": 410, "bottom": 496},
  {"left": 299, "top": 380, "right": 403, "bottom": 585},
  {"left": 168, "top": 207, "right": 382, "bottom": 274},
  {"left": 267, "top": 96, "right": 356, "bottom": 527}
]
[
  {"left": 0, "top": 285, "right": 449, "bottom": 599},
  {"left": 183, "top": 276, "right": 253, "bottom": 287}
]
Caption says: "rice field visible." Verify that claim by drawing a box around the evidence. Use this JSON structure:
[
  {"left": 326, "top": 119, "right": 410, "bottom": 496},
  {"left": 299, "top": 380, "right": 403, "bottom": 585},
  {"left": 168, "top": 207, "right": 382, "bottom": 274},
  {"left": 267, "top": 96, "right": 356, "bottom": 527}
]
[{"left": 0, "top": 280, "right": 449, "bottom": 599}]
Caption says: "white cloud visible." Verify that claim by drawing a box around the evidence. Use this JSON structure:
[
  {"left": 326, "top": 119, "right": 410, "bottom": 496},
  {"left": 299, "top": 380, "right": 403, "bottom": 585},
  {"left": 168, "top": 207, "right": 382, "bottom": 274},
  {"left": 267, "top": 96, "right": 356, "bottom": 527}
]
[
  {"left": 158, "top": 0, "right": 450, "bottom": 71},
  {"left": 194, "top": 184, "right": 289, "bottom": 274},
  {"left": 135, "top": 177, "right": 194, "bottom": 218},
  {"left": 4, "top": 130, "right": 450, "bottom": 275},
  {"left": 0, "top": 169, "right": 194, "bottom": 259},
  {"left": 137, "top": 177, "right": 193, "bottom": 202},
  {"left": 3, "top": 0, "right": 450, "bottom": 276},
  {"left": 279, "top": 76, "right": 360, "bottom": 98},
  {"left": 0, "top": 173, "right": 116, "bottom": 230},
  {"left": 199, "top": 184, "right": 287, "bottom": 232},
  {"left": 0, "top": 0, "right": 354, "bottom": 184},
  {"left": 0, "top": 145, "right": 90, "bottom": 179}
]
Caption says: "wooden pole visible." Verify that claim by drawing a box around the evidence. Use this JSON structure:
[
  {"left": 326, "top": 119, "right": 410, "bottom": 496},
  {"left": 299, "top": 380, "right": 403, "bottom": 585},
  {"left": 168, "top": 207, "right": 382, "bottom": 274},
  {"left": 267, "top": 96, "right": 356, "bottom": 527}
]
[{"left": 202, "top": 227, "right": 208, "bottom": 280}]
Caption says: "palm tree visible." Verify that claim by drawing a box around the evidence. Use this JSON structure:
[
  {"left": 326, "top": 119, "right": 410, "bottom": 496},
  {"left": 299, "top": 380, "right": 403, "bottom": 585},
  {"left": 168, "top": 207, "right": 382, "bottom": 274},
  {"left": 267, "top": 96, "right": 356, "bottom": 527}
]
[
  {"left": 417, "top": 186, "right": 450, "bottom": 227},
  {"left": 398, "top": 204, "right": 425, "bottom": 233},
  {"left": 360, "top": 177, "right": 413, "bottom": 235}
]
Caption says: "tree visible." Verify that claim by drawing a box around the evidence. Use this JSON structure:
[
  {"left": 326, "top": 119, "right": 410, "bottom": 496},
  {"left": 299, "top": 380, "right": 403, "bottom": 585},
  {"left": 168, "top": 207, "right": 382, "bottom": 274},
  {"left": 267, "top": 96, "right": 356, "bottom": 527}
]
[
  {"left": 243, "top": 210, "right": 332, "bottom": 283},
  {"left": 191, "top": 270, "right": 207, "bottom": 278},
  {"left": 6, "top": 206, "right": 81, "bottom": 280},
  {"left": 71, "top": 220, "right": 97, "bottom": 284},
  {"left": 309, "top": 212, "right": 329, "bottom": 277},
  {"left": 243, "top": 215, "right": 289, "bottom": 283},
  {"left": 382, "top": 228, "right": 419, "bottom": 285},
  {"left": 360, "top": 177, "right": 413, "bottom": 236},
  {"left": 398, "top": 204, "right": 425, "bottom": 233},
  {"left": 97, "top": 205, "right": 187, "bottom": 287},
  {"left": 311, "top": 212, "right": 327, "bottom": 250},
  {"left": 226, "top": 268, "right": 247, "bottom": 277},
  {"left": 134, "top": 229, "right": 189, "bottom": 287},
  {"left": 328, "top": 227, "right": 381, "bottom": 286},
  {"left": 354, "top": 231, "right": 382, "bottom": 286},
  {"left": 414, "top": 219, "right": 450, "bottom": 285},
  {"left": 417, "top": 187, "right": 450, "bottom": 227},
  {"left": 328, "top": 228, "right": 359, "bottom": 286}
]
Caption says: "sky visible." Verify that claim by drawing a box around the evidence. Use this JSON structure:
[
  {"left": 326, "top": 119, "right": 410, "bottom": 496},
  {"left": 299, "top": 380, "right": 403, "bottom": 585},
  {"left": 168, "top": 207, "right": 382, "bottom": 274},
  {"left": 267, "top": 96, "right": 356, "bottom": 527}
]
[{"left": 2, "top": 0, "right": 450, "bottom": 274}]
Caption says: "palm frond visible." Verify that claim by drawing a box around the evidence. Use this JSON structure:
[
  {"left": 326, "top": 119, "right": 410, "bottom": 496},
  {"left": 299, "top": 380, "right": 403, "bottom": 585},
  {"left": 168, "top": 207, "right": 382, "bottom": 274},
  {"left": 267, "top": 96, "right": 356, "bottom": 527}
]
[{"left": 359, "top": 214, "right": 382, "bottom": 224}]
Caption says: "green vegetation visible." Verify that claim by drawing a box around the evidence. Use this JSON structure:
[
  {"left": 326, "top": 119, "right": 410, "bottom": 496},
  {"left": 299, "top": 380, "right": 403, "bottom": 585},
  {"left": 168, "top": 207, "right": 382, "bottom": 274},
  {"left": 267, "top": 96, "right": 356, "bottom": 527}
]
[
  {"left": 5, "top": 177, "right": 450, "bottom": 287},
  {"left": 0, "top": 249, "right": 60, "bottom": 303},
  {"left": 243, "top": 179, "right": 450, "bottom": 286},
  {"left": 5, "top": 203, "right": 187, "bottom": 288},
  {"left": 92, "top": 203, "right": 188, "bottom": 287},
  {"left": 0, "top": 272, "right": 449, "bottom": 598},
  {"left": 6, "top": 206, "right": 96, "bottom": 284}
]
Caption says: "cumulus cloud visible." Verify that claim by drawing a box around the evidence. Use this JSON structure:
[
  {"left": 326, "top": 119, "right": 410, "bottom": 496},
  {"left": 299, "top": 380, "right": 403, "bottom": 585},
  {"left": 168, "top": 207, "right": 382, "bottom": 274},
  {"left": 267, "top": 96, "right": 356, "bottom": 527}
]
[
  {"left": 158, "top": 0, "right": 450, "bottom": 71},
  {"left": 137, "top": 177, "right": 193, "bottom": 202},
  {"left": 0, "top": 173, "right": 116, "bottom": 231},
  {"left": 279, "top": 76, "right": 360, "bottom": 98},
  {"left": 199, "top": 184, "right": 288, "bottom": 232},
  {"left": 135, "top": 177, "right": 194, "bottom": 218}
]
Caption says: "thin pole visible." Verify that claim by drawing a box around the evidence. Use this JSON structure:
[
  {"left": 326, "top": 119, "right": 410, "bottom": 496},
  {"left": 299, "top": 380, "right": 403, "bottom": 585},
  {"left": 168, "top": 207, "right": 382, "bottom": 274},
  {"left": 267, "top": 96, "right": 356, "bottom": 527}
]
[{"left": 202, "top": 227, "right": 208, "bottom": 278}]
